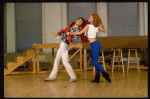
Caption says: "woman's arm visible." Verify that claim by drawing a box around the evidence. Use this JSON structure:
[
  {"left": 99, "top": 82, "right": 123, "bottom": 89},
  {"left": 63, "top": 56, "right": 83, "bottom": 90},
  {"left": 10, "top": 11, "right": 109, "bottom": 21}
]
[
  {"left": 98, "top": 21, "right": 106, "bottom": 33},
  {"left": 98, "top": 26, "right": 106, "bottom": 33},
  {"left": 69, "top": 25, "right": 89, "bottom": 36}
]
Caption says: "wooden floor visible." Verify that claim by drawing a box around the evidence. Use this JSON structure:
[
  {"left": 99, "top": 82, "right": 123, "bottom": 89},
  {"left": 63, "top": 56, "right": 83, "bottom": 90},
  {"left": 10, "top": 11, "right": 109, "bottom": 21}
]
[{"left": 4, "top": 69, "right": 148, "bottom": 98}]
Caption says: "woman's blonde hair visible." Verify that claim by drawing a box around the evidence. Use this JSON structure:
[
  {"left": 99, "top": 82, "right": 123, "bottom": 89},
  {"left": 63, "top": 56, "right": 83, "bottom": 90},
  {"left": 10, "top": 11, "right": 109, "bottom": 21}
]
[{"left": 90, "top": 12, "right": 100, "bottom": 27}]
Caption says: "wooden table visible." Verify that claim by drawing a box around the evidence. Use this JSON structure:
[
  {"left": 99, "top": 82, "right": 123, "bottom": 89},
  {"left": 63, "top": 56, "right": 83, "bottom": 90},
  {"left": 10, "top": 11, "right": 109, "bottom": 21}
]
[
  {"left": 32, "top": 36, "right": 148, "bottom": 73},
  {"left": 32, "top": 43, "right": 83, "bottom": 73},
  {"left": 82, "top": 36, "right": 148, "bottom": 71}
]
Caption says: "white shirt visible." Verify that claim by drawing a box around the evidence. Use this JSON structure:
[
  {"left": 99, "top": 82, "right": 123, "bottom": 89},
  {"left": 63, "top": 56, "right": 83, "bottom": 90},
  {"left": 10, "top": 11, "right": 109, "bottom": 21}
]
[{"left": 85, "top": 24, "right": 99, "bottom": 38}]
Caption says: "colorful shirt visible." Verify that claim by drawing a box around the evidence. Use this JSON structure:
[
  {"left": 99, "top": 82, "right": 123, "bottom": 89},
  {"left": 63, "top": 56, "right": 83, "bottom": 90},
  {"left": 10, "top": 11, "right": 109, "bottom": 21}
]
[{"left": 60, "top": 25, "right": 79, "bottom": 45}]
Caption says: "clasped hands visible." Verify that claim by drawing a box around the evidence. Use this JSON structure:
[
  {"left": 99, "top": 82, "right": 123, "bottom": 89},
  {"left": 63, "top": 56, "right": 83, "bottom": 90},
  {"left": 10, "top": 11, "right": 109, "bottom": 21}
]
[
  {"left": 52, "top": 32, "right": 76, "bottom": 49},
  {"left": 69, "top": 43, "right": 76, "bottom": 49},
  {"left": 66, "top": 32, "right": 76, "bottom": 49}
]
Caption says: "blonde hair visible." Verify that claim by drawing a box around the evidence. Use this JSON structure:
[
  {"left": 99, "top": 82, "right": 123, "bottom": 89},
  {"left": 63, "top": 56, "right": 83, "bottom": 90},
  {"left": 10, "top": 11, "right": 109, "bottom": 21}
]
[{"left": 90, "top": 12, "right": 100, "bottom": 27}]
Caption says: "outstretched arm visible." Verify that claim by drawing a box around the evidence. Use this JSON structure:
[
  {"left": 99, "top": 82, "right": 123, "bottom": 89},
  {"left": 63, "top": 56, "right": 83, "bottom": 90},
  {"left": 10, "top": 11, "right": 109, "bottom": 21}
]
[
  {"left": 56, "top": 22, "right": 75, "bottom": 44},
  {"left": 68, "top": 25, "right": 89, "bottom": 36},
  {"left": 57, "top": 22, "right": 74, "bottom": 35},
  {"left": 52, "top": 32, "right": 59, "bottom": 36}
]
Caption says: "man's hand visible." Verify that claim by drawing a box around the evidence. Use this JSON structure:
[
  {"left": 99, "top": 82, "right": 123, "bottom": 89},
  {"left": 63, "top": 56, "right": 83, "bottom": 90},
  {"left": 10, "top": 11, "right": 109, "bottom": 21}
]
[
  {"left": 69, "top": 43, "right": 76, "bottom": 49},
  {"left": 52, "top": 32, "right": 58, "bottom": 36},
  {"left": 71, "top": 45, "right": 76, "bottom": 48},
  {"left": 69, "top": 43, "right": 73, "bottom": 49}
]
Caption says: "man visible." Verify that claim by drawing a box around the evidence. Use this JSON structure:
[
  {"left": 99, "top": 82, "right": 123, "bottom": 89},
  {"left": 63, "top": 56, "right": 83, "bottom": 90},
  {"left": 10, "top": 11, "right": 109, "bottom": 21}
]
[{"left": 44, "top": 17, "right": 88, "bottom": 83}]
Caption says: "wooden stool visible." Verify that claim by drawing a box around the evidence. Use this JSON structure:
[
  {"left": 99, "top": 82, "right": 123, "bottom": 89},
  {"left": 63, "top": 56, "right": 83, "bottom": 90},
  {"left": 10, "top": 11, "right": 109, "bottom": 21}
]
[
  {"left": 112, "top": 49, "right": 124, "bottom": 72},
  {"left": 93, "top": 50, "right": 106, "bottom": 73},
  {"left": 127, "top": 49, "right": 140, "bottom": 72}
]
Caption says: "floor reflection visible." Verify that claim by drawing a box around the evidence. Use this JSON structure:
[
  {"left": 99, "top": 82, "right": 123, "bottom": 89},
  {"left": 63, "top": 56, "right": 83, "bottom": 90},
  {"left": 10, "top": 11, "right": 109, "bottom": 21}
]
[{"left": 4, "top": 70, "right": 148, "bottom": 98}]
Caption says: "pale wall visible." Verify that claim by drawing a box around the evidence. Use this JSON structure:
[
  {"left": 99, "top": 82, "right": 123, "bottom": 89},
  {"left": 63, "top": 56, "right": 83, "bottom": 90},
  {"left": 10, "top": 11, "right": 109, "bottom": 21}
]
[
  {"left": 97, "top": 2, "right": 108, "bottom": 37},
  {"left": 6, "top": 2, "right": 148, "bottom": 53},
  {"left": 42, "top": 3, "right": 67, "bottom": 53},
  {"left": 6, "top": 3, "right": 16, "bottom": 53}
]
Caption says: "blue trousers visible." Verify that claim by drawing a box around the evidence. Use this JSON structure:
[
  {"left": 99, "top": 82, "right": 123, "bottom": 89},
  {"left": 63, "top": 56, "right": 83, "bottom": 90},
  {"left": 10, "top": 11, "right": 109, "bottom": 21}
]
[{"left": 90, "top": 41, "right": 104, "bottom": 73}]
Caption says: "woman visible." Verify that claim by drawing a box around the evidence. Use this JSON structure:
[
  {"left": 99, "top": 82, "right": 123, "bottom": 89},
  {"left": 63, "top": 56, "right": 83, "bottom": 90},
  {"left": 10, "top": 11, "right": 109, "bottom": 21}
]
[
  {"left": 67, "top": 13, "right": 111, "bottom": 83},
  {"left": 44, "top": 17, "right": 86, "bottom": 83}
]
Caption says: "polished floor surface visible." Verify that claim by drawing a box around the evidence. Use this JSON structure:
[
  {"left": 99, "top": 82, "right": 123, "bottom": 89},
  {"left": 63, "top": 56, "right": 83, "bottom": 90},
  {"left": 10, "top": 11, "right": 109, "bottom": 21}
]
[{"left": 4, "top": 69, "right": 148, "bottom": 98}]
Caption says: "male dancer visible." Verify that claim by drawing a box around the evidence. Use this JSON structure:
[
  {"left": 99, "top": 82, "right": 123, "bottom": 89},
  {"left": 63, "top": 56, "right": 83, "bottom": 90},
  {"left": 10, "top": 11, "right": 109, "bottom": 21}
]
[{"left": 44, "top": 17, "right": 88, "bottom": 83}]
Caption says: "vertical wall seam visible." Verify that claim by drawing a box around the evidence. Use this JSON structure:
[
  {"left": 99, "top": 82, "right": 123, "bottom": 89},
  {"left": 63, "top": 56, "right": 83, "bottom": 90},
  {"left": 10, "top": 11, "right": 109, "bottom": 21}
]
[
  {"left": 43, "top": 3, "right": 45, "bottom": 43},
  {"left": 61, "top": 3, "right": 62, "bottom": 30},
  {"left": 144, "top": 2, "right": 147, "bottom": 36},
  {"left": 14, "top": 3, "right": 18, "bottom": 52},
  {"left": 42, "top": 3, "right": 45, "bottom": 53},
  {"left": 4, "top": 3, "right": 7, "bottom": 52}
]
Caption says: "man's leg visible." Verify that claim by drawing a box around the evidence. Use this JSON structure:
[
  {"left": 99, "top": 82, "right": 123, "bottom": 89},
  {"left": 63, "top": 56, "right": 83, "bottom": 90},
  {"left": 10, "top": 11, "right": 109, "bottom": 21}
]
[
  {"left": 62, "top": 50, "right": 76, "bottom": 80},
  {"left": 61, "top": 42, "right": 76, "bottom": 81},
  {"left": 45, "top": 42, "right": 63, "bottom": 81},
  {"left": 48, "top": 47, "right": 62, "bottom": 79}
]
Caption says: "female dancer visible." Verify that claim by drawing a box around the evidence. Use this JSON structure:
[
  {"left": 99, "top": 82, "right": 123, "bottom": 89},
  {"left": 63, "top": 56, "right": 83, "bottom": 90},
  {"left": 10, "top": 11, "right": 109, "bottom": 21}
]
[
  {"left": 44, "top": 17, "right": 87, "bottom": 83},
  {"left": 67, "top": 13, "right": 111, "bottom": 83}
]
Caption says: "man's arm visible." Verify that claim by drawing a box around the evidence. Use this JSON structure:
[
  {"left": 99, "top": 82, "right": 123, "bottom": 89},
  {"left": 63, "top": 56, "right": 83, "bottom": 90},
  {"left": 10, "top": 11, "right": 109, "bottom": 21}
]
[
  {"left": 57, "top": 22, "right": 75, "bottom": 35},
  {"left": 56, "top": 22, "right": 75, "bottom": 45}
]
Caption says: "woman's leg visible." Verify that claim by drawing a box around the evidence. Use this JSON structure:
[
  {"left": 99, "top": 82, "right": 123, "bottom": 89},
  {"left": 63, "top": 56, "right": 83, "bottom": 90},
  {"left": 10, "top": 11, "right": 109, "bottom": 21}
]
[
  {"left": 90, "top": 41, "right": 111, "bottom": 83},
  {"left": 90, "top": 41, "right": 103, "bottom": 83},
  {"left": 91, "top": 41, "right": 104, "bottom": 73},
  {"left": 95, "top": 68, "right": 99, "bottom": 74}
]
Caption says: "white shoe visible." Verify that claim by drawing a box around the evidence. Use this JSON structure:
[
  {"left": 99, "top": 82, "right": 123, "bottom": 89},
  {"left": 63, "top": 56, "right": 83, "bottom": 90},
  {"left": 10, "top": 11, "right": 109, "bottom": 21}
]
[
  {"left": 44, "top": 77, "right": 54, "bottom": 81},
  {"left": 68, "top": 79, "right": 76, "bottom": 83}
]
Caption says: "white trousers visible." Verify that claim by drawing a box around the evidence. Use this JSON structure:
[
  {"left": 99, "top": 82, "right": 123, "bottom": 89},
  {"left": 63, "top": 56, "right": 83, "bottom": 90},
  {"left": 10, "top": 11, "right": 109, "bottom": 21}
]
[{"left": 49, "top": 42, "right": 76, "bottom": 79}]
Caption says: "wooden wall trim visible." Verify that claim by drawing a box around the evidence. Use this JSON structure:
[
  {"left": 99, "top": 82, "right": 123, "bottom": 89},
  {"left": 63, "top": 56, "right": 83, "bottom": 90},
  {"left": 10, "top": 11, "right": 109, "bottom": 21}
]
[{"left": 82, "top": 36, "right": 148, "bottom": 49}]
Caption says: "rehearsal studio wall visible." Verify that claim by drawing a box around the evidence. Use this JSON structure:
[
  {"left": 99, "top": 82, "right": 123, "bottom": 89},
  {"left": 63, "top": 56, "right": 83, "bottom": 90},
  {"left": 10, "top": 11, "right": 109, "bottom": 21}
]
[{"left": 5, "top": 2, "right": 148, "bottom": 53}]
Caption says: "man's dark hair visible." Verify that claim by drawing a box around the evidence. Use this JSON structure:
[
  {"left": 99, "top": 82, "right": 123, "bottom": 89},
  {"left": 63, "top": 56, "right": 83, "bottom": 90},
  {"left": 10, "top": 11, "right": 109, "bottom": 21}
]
[{"left": 77, "top": 17, "right": 85, "bottom": 26}]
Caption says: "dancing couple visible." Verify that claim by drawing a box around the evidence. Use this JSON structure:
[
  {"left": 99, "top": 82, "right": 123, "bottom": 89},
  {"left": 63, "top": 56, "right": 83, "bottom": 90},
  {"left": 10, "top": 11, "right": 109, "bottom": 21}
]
[{"left": 45, "top": 12, "right": 111, "bottom": 83}]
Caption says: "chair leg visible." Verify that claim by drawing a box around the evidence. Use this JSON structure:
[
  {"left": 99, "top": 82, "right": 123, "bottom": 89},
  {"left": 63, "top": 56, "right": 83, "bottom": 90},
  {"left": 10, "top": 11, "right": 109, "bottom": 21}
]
[
  {"left": 93, "top": 67, "right": 95, "bottom": 74},
  {"left": 122, "top": 58, "right": 124, "bottom": 72},
  {"left": 112, "top": 58, "right": 114, "bottom": 73},
  {"left": 102, "top": 51, "right": 106, "bottom": 71},
  {"left": 121, "top": 50, "right": 124, "bottom": 72},
  {"left": 103, "top": 60, "right": 106, "bottom": 71},
  {"left": 112, "top": 65, "right": 114, "bottom": 73},
  {"left": 127, "top": 50, "right": 130, "bottom": 72},
  {"left": 135, "top": 50, "right": 140, "bottom": 72},
  {"left": 112, "top": 50, "right": 115, "bottom": 73}
]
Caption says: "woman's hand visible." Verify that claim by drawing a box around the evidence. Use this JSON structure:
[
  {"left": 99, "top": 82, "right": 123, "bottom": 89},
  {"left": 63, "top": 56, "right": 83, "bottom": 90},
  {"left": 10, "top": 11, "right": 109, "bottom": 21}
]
[
  {"left": 98, "top": 26, "right": 106, "bottom": 33},
  {"left": 98, "top": 20, "right": 106, "bottom": 33},
  {"left": 52, "top": 32, "right": 58, "bottom": 36},
  {"left": 66, "top": 32, "right": 70, "bottom": 36},
  {"left": 100, "top": 21, "right": 104, "bottom": 26}
]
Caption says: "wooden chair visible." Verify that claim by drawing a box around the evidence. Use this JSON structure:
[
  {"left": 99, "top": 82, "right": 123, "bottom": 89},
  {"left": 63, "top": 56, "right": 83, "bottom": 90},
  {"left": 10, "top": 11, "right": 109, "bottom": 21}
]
[
  {"left": 112, "top": 49, "right": 124, "bottom": 72},
  {"left": 127, "top": 49, "right": 140, "bottom": 72}
]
